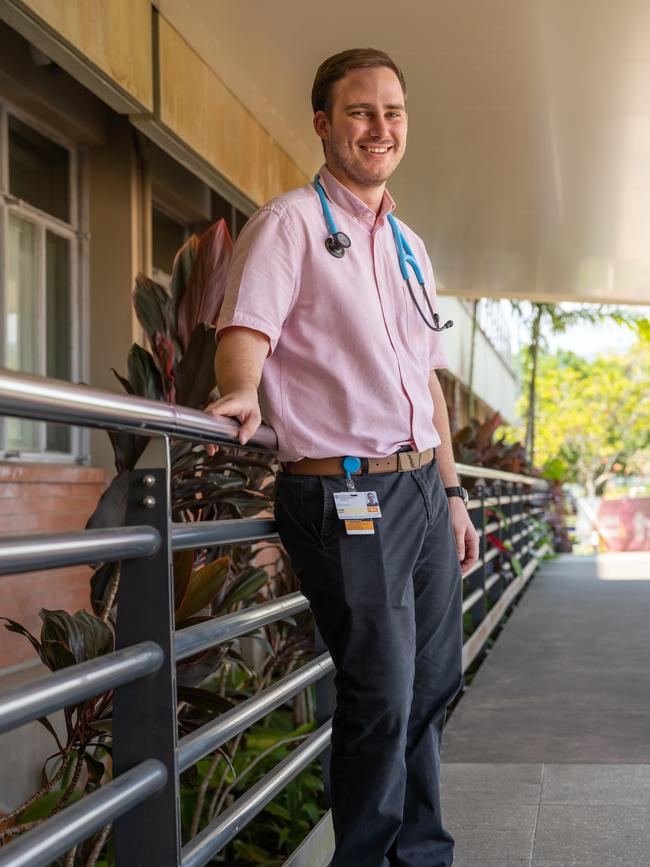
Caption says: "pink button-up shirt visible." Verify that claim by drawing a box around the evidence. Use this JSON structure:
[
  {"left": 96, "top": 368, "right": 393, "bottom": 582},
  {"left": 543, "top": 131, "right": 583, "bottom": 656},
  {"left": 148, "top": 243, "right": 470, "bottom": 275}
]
[{"left": 217, "top": 165, "right": 449, "bottom": 462}]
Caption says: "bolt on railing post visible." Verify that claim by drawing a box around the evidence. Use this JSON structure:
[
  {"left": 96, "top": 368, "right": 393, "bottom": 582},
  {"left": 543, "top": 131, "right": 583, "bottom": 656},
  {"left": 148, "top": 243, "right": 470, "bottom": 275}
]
[{"left": 113, "top": 437, "right": 181, "bottom": 865}]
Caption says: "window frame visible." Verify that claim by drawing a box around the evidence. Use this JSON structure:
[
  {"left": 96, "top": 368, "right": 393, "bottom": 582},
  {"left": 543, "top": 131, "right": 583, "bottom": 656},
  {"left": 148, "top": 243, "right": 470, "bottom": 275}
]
[{"left": 0, "top": 100, "right": 85, "bottom": 463}]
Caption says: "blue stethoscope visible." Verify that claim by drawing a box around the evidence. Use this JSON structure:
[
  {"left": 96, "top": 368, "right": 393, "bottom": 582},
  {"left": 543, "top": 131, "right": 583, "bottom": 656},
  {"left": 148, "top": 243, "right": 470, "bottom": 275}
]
[{"left": 313, "top": 174, "right": 453, "bottom": 333}]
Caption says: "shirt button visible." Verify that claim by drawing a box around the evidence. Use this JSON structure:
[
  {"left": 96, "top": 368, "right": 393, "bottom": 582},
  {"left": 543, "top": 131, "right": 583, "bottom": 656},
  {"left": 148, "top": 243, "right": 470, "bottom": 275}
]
[{"left": 352, "top": 216, "right": 358, "bottom": 223}]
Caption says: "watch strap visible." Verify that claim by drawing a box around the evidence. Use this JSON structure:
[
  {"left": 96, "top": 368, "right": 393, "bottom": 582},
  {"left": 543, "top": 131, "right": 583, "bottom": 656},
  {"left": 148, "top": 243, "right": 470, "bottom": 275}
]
[
  {"left": 445, "top": 486, "right": 469, "bottom": 506},
  {"left": 444, "top": 486, "right": 465, "bottom": 498}
]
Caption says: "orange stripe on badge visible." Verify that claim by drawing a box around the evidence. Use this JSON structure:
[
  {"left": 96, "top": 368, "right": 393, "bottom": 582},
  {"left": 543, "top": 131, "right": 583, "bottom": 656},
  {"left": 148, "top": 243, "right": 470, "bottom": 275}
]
[{"left": 345, "top": 519, "right": 375, "bottom": 534}]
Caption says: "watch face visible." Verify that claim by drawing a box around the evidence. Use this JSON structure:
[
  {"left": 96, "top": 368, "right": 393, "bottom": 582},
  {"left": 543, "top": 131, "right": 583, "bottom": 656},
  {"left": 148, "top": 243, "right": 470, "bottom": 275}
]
[{"left": 461, "top": 487, "right": 469, "bottom": 507}]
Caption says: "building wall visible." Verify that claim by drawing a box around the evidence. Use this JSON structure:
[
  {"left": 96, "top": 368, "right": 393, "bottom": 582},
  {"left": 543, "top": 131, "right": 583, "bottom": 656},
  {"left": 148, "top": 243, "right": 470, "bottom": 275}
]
[
  {"left": 0, "top": 463, "right": 105, "bottom": 667},
  {"left": 437, "top": 296, "right": 517, "bottom": 425},
  {"left": 1, "top": 0, "right": 309, "bottom": 208}
]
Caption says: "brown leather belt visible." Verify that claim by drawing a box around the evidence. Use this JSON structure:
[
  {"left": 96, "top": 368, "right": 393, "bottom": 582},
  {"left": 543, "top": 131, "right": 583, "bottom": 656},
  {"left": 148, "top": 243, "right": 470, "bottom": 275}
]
[{"left": 282, "top": 447, "right": 436, "bottom": 476}]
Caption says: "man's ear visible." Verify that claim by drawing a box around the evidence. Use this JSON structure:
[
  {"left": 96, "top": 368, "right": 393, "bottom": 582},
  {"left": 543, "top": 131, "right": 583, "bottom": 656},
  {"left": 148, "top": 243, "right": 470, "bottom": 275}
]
[{"left": 313, "top": 110, "right": 329, "bottom": 143}]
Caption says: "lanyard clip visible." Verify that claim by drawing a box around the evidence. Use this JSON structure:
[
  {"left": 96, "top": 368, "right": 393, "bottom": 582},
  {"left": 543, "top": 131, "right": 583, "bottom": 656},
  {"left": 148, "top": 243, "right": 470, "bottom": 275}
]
[{"left": 342, "top": 456, "right": 362, "bottom": 492}]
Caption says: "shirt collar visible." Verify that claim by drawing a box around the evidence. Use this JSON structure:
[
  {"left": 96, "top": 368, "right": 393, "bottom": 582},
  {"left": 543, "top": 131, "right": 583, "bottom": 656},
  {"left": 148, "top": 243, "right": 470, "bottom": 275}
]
[{"left": 317, "top": 164, "right": 396, "bottom": 224}]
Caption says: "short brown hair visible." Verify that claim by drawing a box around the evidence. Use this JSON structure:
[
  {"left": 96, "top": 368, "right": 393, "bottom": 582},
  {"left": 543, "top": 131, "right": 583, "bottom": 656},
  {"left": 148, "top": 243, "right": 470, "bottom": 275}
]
[{"left": 311, "top": 48, "right": 407, "bottom": 116}]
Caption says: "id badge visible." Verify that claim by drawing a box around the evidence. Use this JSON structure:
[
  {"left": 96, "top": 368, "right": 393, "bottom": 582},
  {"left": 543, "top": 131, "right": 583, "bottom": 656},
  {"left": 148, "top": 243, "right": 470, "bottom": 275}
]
[{"left": 333, "top": 491, "right": 382, "bottom": 520}]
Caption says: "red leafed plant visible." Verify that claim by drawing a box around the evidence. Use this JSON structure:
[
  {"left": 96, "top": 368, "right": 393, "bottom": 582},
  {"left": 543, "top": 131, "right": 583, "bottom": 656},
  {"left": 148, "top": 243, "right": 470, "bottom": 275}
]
[{"left": 1, "top": 219, "right": 315, "bottom": 862}]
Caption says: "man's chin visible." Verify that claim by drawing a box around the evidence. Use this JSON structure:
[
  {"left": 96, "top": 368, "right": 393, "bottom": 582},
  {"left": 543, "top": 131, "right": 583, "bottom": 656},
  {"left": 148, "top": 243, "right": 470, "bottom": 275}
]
[{"left": 353, "top": 164, "right": 396, "bottom": 187}]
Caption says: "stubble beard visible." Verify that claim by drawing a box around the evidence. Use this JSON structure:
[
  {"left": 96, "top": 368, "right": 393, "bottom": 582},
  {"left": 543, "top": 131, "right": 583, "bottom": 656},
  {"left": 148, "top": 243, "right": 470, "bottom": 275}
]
[{"left": 328, "top": 138, "right": 396, "bottom": 189}]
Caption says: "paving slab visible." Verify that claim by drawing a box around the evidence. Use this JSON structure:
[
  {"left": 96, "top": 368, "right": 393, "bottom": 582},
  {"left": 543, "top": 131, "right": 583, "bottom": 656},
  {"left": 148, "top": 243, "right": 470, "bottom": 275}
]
[
  {"left": 442, "top": 553, "right": 650, "bottom": 764},
  {"left": 440, "top": 554, "right": 650, "bottom": 865},
  {"left": 540, "top": 763, "right": 650, "bottom": 806},
  {"left": 532, "top": 803, "right": 650, "bottom": 865}
]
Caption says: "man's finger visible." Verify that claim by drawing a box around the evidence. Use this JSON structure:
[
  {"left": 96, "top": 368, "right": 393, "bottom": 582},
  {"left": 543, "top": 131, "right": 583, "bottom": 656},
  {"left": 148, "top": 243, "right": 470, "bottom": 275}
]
[
  {"left": 206, "top": 396, "right": 242, "bottom": 418},
  {"left": 454, "top": 527, "right": 466, "bottom": 563},
  {"left": 239, "top": 412, "right": 261, "bottom": 445}
]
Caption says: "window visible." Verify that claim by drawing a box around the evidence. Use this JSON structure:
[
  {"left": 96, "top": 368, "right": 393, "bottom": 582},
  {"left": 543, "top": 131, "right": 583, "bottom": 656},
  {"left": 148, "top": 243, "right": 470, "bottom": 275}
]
[
  {"left": 0, "top": 105, "right": 81, "bottom": 459},
  {"left": 152, "top": 206, "right": 186, "bottom": 277}
]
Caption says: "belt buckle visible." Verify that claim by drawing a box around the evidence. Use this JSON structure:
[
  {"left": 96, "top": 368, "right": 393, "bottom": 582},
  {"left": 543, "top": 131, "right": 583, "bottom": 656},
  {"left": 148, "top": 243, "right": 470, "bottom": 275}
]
[{"left": 397, "top": 450, "right": 421, "bottom": 472}]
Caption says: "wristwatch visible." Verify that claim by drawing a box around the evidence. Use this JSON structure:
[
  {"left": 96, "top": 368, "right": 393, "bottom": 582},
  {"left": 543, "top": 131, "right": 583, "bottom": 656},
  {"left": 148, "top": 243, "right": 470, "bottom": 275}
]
[{"left": 445, "top": 486, "right": 469, "bottom": 508}]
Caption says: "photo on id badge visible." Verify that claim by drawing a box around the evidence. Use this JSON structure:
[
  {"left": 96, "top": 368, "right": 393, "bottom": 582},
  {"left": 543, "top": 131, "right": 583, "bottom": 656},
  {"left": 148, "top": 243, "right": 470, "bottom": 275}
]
[{"left": 333, "top": 490, "right": 382, "bottom": 535}]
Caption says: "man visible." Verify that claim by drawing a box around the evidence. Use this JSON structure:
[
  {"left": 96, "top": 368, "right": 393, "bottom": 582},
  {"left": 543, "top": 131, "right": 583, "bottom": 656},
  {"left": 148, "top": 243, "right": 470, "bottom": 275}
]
[{"left": 207, "top": 48, "right": 478, "bottom": 867}]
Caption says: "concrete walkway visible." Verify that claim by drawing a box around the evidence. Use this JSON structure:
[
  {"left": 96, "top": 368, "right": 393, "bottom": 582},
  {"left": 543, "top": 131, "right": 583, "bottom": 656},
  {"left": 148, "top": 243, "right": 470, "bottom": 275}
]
[{"left": 441, "top": 552, "right": 650, "bottom": 867}]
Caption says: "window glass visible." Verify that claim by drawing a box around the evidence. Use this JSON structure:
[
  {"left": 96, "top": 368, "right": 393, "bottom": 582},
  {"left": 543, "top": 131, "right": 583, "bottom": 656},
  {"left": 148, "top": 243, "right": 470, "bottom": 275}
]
[
  {"left": 45, "top": 231, "right": 72, "bottom": 452},
  {"left": 152, "top": 207, "right": 185, "bottom": 274},
  {"left": 8, "top": 115, "right": 70, "bottom": 222},
  {"left": 6, "top": 215, "right": 40, "bottom": 450}
]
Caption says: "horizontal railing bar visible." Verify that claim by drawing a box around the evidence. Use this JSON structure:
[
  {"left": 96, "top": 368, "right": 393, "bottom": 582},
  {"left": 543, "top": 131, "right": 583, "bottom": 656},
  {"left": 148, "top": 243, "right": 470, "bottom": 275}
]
[
  {"left": 0, "top": 759, "right": 166, "bottom": 867},
  {"left": 463, "top": 557, "right": 483, "bottom": 579},
  {"left": 0, "top": 526, "right": 160, "bottom": 576},
  {"left": 172, "top": 519, "right": 278, "bottom": 550},
  {"left": 462, "top": 587, "right": 484, "bottom": 614},
  {"left": 467, "top": 493, "right": 526, "bottom": 510},
  {"left": 485, "top": 572, "right": 502, "bottom": 592},
  {"left": 0, "top": 642, "right": 163, "bottom": 734},
  {"left": 456, "top": 462, "right": 545, "bottom": 486},
  {"left": 462, "top": 544, "right": 549, "bottom": 672},
  {"left": 485, "top": 547, "right": 499, "bottom": 564},
  {"left": 0, "top": 368, "right": 277, "bottom": 451},
  {"left": 174, "top": 592, "right": 310, "bottom": 661},
  {"left": 178, "top": 653, "right": 334, "bottom": 772},
  {"left": 181, "top": 722, "right": 332, "bottom": 867}
]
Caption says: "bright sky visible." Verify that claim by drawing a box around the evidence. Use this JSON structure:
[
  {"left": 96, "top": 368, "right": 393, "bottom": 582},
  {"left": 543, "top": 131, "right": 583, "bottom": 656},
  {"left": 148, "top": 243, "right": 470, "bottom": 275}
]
[{"left": 510, "top": 303, "right": 647, "bottom": 360}]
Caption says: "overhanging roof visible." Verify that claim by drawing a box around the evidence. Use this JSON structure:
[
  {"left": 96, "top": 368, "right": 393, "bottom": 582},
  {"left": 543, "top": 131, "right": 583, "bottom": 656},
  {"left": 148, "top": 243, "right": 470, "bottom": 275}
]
[{"left": 156, "top": 0, "right": 650, "bottom": 305}]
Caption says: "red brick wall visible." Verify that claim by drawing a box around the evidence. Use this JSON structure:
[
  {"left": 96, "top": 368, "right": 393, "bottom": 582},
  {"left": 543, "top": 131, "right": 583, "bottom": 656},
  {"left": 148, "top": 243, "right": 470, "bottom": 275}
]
[{"left": 0, "top": 463, "right": 107, "bottom": 668}]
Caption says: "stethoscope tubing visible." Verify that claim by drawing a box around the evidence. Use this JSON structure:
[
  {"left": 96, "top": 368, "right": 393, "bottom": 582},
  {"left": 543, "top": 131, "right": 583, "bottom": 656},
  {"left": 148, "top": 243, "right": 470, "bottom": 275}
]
[{"left": 314, "top": 175, "right": 452, "bottom": 333}]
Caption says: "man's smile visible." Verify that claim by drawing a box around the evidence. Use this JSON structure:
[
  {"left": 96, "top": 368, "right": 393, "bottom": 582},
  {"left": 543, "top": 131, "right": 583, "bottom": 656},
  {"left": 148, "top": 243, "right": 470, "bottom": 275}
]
[{"left": 359, "top": 144, "right": 393, "bottom": 154}]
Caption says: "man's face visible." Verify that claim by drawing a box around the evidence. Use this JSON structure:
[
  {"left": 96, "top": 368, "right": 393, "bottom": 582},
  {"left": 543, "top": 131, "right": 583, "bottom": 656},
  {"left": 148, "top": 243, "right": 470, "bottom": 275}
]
[{"left": 314, "top": 66, "right": 407, "bottom": 189}]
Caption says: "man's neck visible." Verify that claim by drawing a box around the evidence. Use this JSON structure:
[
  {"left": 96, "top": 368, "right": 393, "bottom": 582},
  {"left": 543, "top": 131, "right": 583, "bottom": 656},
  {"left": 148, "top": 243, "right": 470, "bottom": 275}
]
[{"left": 325, "top": 161, "right": 385, "bottom": 214}]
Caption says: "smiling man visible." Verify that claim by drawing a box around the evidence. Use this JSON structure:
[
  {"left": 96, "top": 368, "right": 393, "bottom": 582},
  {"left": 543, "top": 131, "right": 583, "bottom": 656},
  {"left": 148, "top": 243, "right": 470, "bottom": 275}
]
[{"left": 207, "top": 48, "right": 478, "bottom": 867}]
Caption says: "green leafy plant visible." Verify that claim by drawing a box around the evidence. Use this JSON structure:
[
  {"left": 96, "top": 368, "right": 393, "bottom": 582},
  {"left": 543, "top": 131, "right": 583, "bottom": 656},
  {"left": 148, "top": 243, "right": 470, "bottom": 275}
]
[
  {"left": 452, "top": 412, "right": 532, "bottom": 487},
  {"left": 1, "top": 219, "right": 319, "bottom": 864}
]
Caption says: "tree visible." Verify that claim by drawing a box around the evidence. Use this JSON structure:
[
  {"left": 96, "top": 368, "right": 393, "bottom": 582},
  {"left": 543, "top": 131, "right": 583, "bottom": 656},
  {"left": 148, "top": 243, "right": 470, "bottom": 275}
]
[
  {"left": 509, "top": 302, "right": 650, "bottom": 466},
  {"left": 505, "top": 341, "right": 650, "bottom": 496}
]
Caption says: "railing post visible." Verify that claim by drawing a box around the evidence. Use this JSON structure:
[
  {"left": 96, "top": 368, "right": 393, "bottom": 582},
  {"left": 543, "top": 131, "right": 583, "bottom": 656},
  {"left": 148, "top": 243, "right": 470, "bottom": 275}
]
[
  {"left": 476, "top": 483, "right": 487, "bottom": 623},
  {"left": 514, "top": 482, "right": 523, "bottom": 562},
  {"left": 505, "top": 481, "right": 514, "bottom": 561},
  {"left": 113, "top": 437, "right": 181, "bottom": 865}
]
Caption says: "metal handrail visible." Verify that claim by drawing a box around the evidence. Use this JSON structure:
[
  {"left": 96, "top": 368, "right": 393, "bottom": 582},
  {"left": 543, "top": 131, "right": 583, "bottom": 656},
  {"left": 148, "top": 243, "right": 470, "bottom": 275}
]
[
  {"left": 0, "top": 527, "right": 160, "bottom": 576},
  {"left": 177, "top": 653, "right": 334, "bottom": 772},
  {"left": 181, "top": 723, "right": 332, "bottom": 867},
  {"left": 174, "top": 592, "right": 310, "bottom": 661},
  {"left": 0, "top": 642, "right": 164, "bottom": 734},
  {"left": 456, "top": 462, "right": 545, "bottom": 486},
  {"left": 171, "top": 518, "right": 278, "bottom": 550},
  {"left": 0, "top": 760, "right": 167, "bottom": 867},
  {"left": 0, "top": 368, "right": 277, "bottom": 451},
  {"left": 0, "top": 366, "right": 551, "bottom": 865}
]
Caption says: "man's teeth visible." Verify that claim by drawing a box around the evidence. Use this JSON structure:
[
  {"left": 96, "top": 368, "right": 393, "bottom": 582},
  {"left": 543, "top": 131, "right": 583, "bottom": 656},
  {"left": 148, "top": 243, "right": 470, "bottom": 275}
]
[{"left": 362, "top": 146, "right": 389, "bottom": 153}]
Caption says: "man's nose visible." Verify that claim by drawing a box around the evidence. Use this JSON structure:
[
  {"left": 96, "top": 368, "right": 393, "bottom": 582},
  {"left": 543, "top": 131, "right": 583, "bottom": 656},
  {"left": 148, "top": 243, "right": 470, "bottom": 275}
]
[{"left": 368, "top": 115, "right": 389, "bottom": 139}]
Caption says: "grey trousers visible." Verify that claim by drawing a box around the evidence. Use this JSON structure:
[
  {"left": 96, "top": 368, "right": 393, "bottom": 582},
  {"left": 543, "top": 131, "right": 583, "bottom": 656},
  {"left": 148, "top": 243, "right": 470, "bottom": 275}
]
[{"left": 275, "top": 458, "right": 464, "bottom": 867}]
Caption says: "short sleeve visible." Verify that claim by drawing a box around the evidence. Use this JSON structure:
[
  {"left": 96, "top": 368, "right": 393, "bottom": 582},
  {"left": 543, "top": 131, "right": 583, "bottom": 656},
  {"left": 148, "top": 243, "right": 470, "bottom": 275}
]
[
  {"left": 421, "top": 250, "right": 450, "bottom": 370},
  {"left": 217, "top": 206, "right": 300, "bottom": 354}
]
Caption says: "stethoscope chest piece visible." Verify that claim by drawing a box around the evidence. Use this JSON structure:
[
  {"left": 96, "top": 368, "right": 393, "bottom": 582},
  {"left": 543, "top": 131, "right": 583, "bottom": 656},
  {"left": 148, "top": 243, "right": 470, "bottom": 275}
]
[
  {"left": 313, "top": 173, "right": 453, "bottom": 332},
  {"left": 325, "top": 231, "right": 351, "bottom": 259}
]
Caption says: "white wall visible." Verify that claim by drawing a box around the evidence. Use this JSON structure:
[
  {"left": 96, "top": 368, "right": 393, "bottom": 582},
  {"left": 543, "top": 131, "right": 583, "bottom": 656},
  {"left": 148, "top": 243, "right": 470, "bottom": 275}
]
[{"left": 436, "top": 296, "right": 518, "bottom": 424}]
